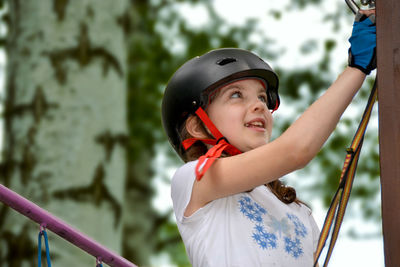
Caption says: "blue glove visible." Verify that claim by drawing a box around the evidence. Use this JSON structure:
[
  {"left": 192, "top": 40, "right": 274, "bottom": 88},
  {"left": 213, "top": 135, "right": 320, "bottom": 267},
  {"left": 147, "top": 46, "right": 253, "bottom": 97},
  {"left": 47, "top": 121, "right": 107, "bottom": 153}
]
[{"left": 348, "top": 15, "right": 376, "bottom": 75}]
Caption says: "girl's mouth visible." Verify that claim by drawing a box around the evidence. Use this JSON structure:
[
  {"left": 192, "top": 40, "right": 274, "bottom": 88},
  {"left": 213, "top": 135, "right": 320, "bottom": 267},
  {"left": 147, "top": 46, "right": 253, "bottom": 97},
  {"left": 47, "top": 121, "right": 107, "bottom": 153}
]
[{"left": 244, "top": 119, "right": 266, "bottom": 131}]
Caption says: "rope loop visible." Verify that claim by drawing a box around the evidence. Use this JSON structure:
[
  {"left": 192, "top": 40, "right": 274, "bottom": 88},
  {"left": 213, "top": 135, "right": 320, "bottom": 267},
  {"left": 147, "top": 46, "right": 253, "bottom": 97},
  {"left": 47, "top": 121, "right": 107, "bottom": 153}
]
[{"left": 38, "top": 224, "right": 52, "bottom": 267}]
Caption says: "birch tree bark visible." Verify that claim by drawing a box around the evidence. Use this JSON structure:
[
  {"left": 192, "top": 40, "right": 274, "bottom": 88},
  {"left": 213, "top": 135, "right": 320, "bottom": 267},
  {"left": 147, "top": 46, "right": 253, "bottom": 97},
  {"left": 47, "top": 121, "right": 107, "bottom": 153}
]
[{"left": 0, "top": 0, "right": 128, "bottom": 266}]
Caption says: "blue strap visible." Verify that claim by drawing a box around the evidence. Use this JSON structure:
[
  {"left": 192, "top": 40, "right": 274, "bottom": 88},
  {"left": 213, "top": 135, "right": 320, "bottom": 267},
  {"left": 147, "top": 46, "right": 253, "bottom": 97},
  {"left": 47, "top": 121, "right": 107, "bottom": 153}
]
[{"left": 38, "top": 229, "right": 52, "bottom": 267}]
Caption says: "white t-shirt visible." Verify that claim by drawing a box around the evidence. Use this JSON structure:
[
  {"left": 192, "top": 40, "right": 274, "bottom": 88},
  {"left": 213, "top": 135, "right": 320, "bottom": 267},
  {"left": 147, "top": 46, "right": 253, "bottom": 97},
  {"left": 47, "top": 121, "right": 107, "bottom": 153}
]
[{"left": 171, "top": 160, "right": 320, "bottom": 267}]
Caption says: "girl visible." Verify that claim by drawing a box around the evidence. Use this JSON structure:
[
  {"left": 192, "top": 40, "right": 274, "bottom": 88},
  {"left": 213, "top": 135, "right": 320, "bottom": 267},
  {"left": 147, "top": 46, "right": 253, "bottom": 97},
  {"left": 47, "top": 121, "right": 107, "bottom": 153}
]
[{"left": 162, "top": 12, "right": 376, "bottom": 267}]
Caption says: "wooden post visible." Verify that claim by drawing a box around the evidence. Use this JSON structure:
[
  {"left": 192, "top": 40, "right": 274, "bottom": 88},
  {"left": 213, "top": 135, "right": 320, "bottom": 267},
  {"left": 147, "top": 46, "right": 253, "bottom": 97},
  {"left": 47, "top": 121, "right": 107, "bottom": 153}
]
[{"left": 376, "top": 1, "right": 400, "bottom": 266}]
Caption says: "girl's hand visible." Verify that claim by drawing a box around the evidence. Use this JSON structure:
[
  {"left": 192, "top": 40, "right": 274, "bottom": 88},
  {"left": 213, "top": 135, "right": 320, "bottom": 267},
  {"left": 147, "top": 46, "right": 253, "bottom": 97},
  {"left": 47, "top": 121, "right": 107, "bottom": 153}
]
[{"left": 348, "top": 10, "right": 376, "bottom": 75}]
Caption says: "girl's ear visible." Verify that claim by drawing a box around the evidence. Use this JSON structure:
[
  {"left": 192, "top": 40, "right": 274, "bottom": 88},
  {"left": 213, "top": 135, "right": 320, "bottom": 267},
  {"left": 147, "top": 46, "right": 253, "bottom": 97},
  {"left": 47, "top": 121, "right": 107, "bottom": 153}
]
[{"left": 185, "top": 115, "right": 209, "bottom": 139}]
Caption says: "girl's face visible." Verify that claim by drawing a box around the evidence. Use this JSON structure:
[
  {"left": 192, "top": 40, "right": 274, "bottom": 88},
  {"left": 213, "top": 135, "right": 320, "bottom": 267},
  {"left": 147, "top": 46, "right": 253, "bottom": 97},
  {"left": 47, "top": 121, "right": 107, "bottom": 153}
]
[{"left": 206, "top": 79, "right": 274, "bottom": 152}]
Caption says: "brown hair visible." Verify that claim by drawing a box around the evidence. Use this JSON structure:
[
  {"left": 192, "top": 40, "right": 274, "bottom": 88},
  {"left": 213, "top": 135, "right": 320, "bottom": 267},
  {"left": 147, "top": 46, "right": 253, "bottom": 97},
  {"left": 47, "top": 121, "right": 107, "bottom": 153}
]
[
  {"left": 179, "top": 115, "right": 300, "bottom": 205},
  {"left": 179, "top": 115, "right": 213, "bottom": 162}
]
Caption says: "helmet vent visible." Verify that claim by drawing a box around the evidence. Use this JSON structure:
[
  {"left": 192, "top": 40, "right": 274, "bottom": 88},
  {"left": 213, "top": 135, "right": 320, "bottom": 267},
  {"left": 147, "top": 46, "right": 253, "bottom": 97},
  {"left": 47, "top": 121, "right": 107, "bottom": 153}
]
[{"left": 216, "top": 57, "right": 237, "bottom": 66}]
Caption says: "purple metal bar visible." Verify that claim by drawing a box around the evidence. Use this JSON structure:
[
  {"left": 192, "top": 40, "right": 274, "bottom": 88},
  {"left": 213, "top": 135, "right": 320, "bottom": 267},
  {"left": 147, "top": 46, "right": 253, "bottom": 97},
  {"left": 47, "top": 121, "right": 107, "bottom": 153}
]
[{"left": 0, "top": 184, "right": 137, "bottom": 267}]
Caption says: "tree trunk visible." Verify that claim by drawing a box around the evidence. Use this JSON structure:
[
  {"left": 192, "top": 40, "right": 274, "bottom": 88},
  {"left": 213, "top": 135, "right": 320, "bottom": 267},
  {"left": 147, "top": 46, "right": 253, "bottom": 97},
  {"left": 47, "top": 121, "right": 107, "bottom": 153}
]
[
  {"left": 377, "top": 0, "right": 400, "bottom": 266},
  {"left": 0, "top": 0, "right": 128, "bottom": 266}
]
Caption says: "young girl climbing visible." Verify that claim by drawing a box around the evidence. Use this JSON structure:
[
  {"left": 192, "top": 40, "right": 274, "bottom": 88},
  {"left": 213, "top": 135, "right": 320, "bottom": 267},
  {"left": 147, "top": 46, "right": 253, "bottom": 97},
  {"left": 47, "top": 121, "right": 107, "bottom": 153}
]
[{"left": 162, "top": 11, "right": 376, "bottom": 267}]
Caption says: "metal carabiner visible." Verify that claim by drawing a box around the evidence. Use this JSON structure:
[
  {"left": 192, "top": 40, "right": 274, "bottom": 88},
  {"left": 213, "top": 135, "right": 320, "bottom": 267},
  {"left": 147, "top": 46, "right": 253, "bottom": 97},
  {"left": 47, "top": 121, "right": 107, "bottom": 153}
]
[
  {"left": 360, "top": 0, "right": 375, "bottom": 10},
  {"left": 345, "top": 0, "right": 376, "bottom": 14},
  {"left": 345, "top": 0, "right": 360, "bottom": 14}
]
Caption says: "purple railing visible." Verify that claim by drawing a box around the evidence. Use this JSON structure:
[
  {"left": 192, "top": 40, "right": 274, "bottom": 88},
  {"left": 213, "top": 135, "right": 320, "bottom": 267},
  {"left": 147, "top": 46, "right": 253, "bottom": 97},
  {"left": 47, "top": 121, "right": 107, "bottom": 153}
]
[{"left": 0, "top": 184, "right": 137, "bottom": 267}]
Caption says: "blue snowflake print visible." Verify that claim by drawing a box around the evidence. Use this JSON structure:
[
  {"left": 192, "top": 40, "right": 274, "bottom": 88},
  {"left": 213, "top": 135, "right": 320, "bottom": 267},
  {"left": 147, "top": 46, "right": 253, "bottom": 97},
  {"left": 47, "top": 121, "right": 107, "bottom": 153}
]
[
  {"left": 287, "top": 213, "right": 308, "bottom": 238},
  {"left": 238, "top": 196, "right": 267, "bottom": 223},
  {"left": 284, "top": 237, "right": 304, "bottom": 258},
  {"left": 252, "top": 224, "right": 277, "bottom": 250},
  {"left": 254, "top": 202, "right": 267, "bottom": 215},
  {"left": 238, "top": 196, "right": 309, "bottom": 259},
  {"left": 238, "top": 196, "right": 276, "bottom": 250},
  {"left": 254, "top": 214, "right": 263, "bottom": 223},
  {"left": 243, "top": 196, "right": 251, "bottom": 203}
]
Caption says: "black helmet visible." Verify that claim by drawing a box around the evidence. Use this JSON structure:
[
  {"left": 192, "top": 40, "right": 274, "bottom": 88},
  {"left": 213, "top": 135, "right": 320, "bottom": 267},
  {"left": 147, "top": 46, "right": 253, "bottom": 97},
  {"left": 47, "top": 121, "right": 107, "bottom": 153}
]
[{"left": 162, "top": 48, "right": 280, "bottom": 157}]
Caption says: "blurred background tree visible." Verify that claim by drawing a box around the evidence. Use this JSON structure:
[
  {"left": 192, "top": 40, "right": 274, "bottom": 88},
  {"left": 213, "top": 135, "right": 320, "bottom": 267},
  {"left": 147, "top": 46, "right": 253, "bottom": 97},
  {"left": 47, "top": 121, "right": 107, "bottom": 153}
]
[
  {"left": 0, "top": 0, "right": 129, "bottom": 265},
  {"left": 0, "top": 0, "right": 380, "bottom": 266}
]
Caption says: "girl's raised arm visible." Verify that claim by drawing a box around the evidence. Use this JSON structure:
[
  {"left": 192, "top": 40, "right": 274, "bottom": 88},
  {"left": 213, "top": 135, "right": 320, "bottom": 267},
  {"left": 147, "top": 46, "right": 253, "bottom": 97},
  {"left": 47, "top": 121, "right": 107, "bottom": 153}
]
[
  {"left": 186, "top": 13, "right": 376, "bottom": 215},
  {"left": 185, "top": 67, "right": 365, "bottom": 216}
]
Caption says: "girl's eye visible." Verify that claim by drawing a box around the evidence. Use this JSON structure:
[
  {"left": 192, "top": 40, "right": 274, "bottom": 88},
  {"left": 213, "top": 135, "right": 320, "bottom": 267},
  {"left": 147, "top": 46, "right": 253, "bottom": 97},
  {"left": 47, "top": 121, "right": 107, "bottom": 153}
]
[
  {"left": 231, "top": 91, "right": 242, "bottom": 98},
  {"left": 259, "top": 95, "right": 268, "bottom": 104}
]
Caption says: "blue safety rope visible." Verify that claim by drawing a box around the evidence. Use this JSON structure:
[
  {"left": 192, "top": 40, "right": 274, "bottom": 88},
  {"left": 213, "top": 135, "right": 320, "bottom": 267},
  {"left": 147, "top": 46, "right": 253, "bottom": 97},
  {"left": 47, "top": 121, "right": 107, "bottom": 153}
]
[
  {"left": 37, "top": 227, "right": 104, "bottom": 267},
  {"left": 38, "top": 228, "right": 52, "bottom": 267}
]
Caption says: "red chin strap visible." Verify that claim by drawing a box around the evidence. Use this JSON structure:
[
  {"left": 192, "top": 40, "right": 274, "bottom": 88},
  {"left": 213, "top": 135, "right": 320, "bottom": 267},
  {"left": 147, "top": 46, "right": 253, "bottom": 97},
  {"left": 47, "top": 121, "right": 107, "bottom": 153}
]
[{"left": 182, "top": 107, "right": 242, "bottom": 180}]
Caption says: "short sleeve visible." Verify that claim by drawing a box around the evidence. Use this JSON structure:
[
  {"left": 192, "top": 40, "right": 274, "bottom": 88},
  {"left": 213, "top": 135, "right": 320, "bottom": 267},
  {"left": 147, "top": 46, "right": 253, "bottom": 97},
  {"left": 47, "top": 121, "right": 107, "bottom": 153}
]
[{"left": 170, "top": 161, "right": 198, "bottom": 223}]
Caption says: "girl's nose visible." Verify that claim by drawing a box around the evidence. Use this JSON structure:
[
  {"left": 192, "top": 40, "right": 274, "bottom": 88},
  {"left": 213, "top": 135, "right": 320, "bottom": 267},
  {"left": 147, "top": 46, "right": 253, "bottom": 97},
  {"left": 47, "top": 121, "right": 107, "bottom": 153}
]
[{"left": 251, "top": 98, "right": 267, "bottom": 113}]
